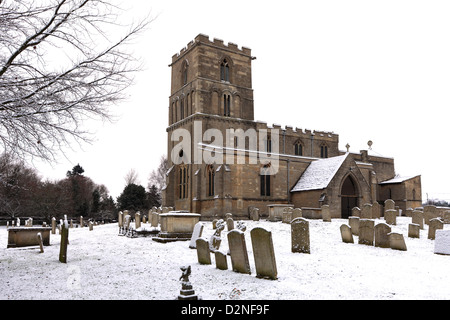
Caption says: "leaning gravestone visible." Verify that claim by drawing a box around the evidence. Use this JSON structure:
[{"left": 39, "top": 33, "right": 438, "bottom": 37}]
[
  {"left": 389, "top": 232, "right": 407, "bottom": 251},
  {"left": 291, "top": 218, "right": 310, "bottom": 254},
  {"left": 412, "top": 210, "right": 424, "bottom": 229},
  {"left": 384, "top": 209, "right": 397, "bottom": 225},
  {"left": 428, "top": 218, "right": 444, "bottom": 240},
  {"left": 227, "top": 229, "right": 251, "bottom": 274},
  {"left": 358, "top": 219, "right": 374, "bottom": 246},
  {"left": 340, "top": 224, "right": 354, "bottom": 243},
  {"left": 322, "top": 205, "right": 331, "bottom": 222},
  {"left": 189, "top": 222, "right": 204, "bottom": 249},
  {"left": 196, "top": 238, "right": 211, "bottom": 265},
  {"left": 434, "top": 230, "right": 450, "bottom": 255},
  {"left": 374, "top": 223, "right": 391, "bottom": 248},
  {"left": 349, "top": 216, "right": 359, "bottom": 236},
  {"left": 251, "top": 227, "right": 278, "bottom": 280}
]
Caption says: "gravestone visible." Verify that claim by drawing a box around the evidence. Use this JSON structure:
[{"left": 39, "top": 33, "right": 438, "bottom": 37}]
[
  {"left": 195, "top": 238, "right": 211, "bottom": 265},
  {"left": 340, "top": 224, "right": 354, "bottom": 243},
  {"left": 408, "top": 223, "right": 420, "bottom": 238},
  {"left": 51, "top": 217, "right": 56, "bottom": 235},
  {"left": 189, "top": 222, "right": 204, "bottom": 249},
  {"left": 374, "top": 223, "right": 391, "bottom": 248},
  {"left": 372, "top": 202, "right": 381, "bottom": 219},
  {"left": 405, "top": 208, "right": 413, "bottom": 217},
  {"left": 291, "top": 218, "right": 310, "bottom": 254},
  {"left": 322, "top": 205, "right": 331, "bottom": 222},
  {"left": 151, "top": 211, "right": 159, "bottom": 227},
  {"left": 358, "top": 219, "right": 374, "bottom": 246},
  {"left": 226, "top": 217, "right": 234, "bottom": 231},
  {"left": 227, "top": 229, "right": 251, "bottom": 274},
  {"left": 424, "top": 205, "right": 438, "bottom": 225},
  {"left": 352, "top": 207, "right": 361, "bottom": 217},
  {"left": 361, "top": 203, "right": 372, "bottom": 219},
  {"left": 212, "top": 219, "right": 218, "bottom": 229},
  {"left": 37, "top": 232, "right": 44, "bottom": 253},
  {"left": 389, "top": 232, "right": 407, "bottom": 251},
  {"left": 80, "top": 216, "right": 83, "bottom": 228},
  {"left": 118, "top": 211, "right": 123, "bottom": 228},
  {"left": 89, "top": 221, "right": 93, "bottom": 231},
  {"left": 349, "top": 216, "right": 359, "bottom": 236},
  {"left": 292, "top": 208, "right": 302, "bottom": 220},
  {"left": 434, "top": 230, "right": 450, "bottom": 255},
  {"left": 384, "top": 209, "right": 397, "bottom": 225},
  {"left": 384, "top": 199, "right": 395, "bottom": 211},
  {"left": 412, "top": 210, "right": 424, "bottom": 229},
  {"left": 251, "top": 208, "right": 260, "bottom": 221},
  {"left": 209, "top": 220, "right": 225, "bottom": 251},
  {"left": 215, "top": 251, "right": 228, "bottom": 270},
  {"left": 428, "top": 218, "right": 444, "bottom": 240},
  {"left": 282, "top": 207, "right": 293, "bottom": 224},
  {"left": 135, "top": 212, "right": 141, "bottom": 229},
  {"left": 251, "top": 227, "right": 278, "bottom": 280},
  {"left": 443, "top": 211, "right": 450, "bottom": 224}
]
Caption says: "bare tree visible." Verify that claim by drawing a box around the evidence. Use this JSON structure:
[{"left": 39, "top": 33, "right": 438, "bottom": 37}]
[
  {"left": 0, "top": 0, "right": 151, "bottom": 162},
  {"left": 124, "top": 168, "right": 139, "bottom": 186},
  {"left": 148, "top": 155, "right": 168, "bottom": 193}
]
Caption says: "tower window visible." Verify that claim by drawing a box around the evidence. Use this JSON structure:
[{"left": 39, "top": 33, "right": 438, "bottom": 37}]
[
  {"left": 223, "top": 94, "right": 231, "bottom": 117},
  {"left": 260, "top": 166, "right": 271, "bottom": 197},
  {"left": 180, "top": 99, "right": 184, "bottom": 119},
  {"left": 179, "top": 166, "right": 188, "bottom": 199},
  {"left": 207, "top": 165, "right": 215, "bottom": 197},
  {"left": 294, "top": 141, "right": 303, "bottom": 156},
  {"left": 220, "top": 59, "right": 230, "bottom": 82},
  {"left": 182, "top": 61, "right": 188, "bottom": 85}
]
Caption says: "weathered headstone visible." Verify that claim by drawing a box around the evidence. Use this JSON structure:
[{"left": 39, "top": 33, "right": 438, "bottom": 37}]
[
  {"left": 389, "top": 232, "right": 407, "bottom": 251},
  {"left": 135, "top": 212, "right": 141, "bottom": 229},
  {"left": 291, "top": 218, "right": 310, "bottom": 254},
  {"left": 374, "top": 223, "right": 391, "bottom": 248},
  {"left": 51, "top": 217, "right": 56, "bottom": 235},
  {"left": 349, "top": 216, "right": 359, "bottom": 236},
  {"left": 384, "top": 199, "right": 395, "bottom": 211},
  {"left": 411, "top": 210, "right": 424, "bottom": 229},
  {"left": 384, "top": 209, "right": 397, "bottom": 225},
  {"left": 405, "top": 208, "right": 414, "bottom": 217},
  {"left": 89, "top": 221, "right": 93, "bottom": 231},
  {"left": 227, "top": 229, "right": 251, "bottom": 274},
  {"left": 358, "top": 219, "right": 374, "bottom": 246},
  {"left": 282, "top": 207, "right": 293, "bottom": 224},
  {"left": 352, "top": 207, "right": 361, "bottom": 217},
  {"left": 322, "top": 205, "right": 331, "bottom": 222},
  {"left": 118, "top": 211, "right": 123, "bottom": 228},
  {"left": 428, "top": 218, "right": 444, "bottom": 240},
  {"left": 251, "top": 227, "right": 278, "bottom": 280},
  {"left": 292, "top": 208, "right": 302, "bottom": 220},
  {"left": 189, "top": 222, "right": 204, "bottom": 249},
  {"left": 215, "top": 251, "right": 228, "bottom": 270},
  {"left": 251, "top": 208, "right": 260, "bottom": 221},
  {"left": 372, "top": 202, "right": 381, "bottom": 219},
  {"left": 59, "top": 216, "right": 69, "bottom": 263},
  {"left": 209, "top": 220, "right": 225, "bottom": 251},
  {"left": 195, "top": 238, "right": 211, "bottom": 265},
  {"left": 340, "top": 224, "right": 354, "bottom": 243},
  {"left": 443, "top": 211, "right": 450, "bottom": 224},
  {"left": 37, "top": 232, "right": 44, "bottom": 253},
  {"left": 434, "top": 230, "right": 450, "bottom": 255},
  {"left": 212, "top": 219, "right": 218, "bottom": 229},
  {"left": 80, "top": 216, "right": 83, "bottom": 228},
  {"left": 361, "top": 203, "right": 372, "bottom": 219},
  {"left": 424, "top": 205, "right": 438, "bottom": 225},
  {"left": 151, "top": 211, "right": 159, "bottom": 227},
  {"left": 408, "top": 223, "right": 420, "bottom": 238},
  {"left": 226, "top": 217, "right": 234, "bottom": 231}
]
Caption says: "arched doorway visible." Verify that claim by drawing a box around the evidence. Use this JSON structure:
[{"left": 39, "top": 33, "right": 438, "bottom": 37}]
[{"left": 341, "top": 175, "right": 359, "bottom": 218}]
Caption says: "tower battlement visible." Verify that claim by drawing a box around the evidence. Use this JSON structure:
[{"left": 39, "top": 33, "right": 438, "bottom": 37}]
[{"left": 171, "top": 34, "right": 252, "bottom": 63}]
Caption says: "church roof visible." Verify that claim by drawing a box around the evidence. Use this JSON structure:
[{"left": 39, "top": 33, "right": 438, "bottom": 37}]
[
  {"left": 379, "top": 175, "right": 420, "bottom": 185},
  {"left": 291, "top": 154, "right": 349, "bottom": 192}
]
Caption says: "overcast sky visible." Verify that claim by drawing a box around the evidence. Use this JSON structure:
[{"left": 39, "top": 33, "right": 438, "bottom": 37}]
[{"left": 34, "top": 0, "right": 450, "bottom": 202}]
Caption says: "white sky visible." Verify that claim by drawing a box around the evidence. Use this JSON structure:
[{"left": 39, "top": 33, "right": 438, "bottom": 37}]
[{"left": 35, "top": 0, "right": 450, "bottom": 202}]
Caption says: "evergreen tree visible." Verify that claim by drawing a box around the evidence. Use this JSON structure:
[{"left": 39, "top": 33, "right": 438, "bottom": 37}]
[{"left": 117, "top": 183, "right": 147, "bottom": 211}]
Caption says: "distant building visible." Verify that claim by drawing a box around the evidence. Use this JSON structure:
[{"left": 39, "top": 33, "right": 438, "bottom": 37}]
[{"left": 163, "top": 34, "right": 421, "bottom": 219}]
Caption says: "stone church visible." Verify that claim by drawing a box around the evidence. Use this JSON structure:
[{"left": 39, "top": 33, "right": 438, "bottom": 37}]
[{"left": 162, "top": 34, "right": 422, "bottom": 220}]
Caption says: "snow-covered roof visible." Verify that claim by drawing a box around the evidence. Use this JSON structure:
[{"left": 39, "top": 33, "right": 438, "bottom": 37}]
[
  {"left": 291, "top": 154, "right": 349, "bottom": 192},
  {"left": 379, "top": 175, "right": 420, "bottom": 185}
]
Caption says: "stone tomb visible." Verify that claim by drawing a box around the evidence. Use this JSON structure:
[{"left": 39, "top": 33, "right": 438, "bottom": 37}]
[
  {"left": 291, "top": 218, "right": 310, "bottom": 254},
  {"left": 250, "top": 227, "right": 278, "bottom": 280},
  {"left": 227, "top": 229, "right": 251, "bottom": 274},
  {"left": 340, "top": 224, "right": 354, "bottom": 243},
  {"left": 7, "top": 227, "right": 52, "bottom": 248},
  {"left": 153, "top": 212, "right": 201, "bottom": 243}
]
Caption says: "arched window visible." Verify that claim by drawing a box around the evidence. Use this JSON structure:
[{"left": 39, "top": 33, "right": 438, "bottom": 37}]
[
  {"left": 320, "top": 144, "right": 328, "bottom": 158},
  {"left": 179, "top": 165, "right": 188, "bottom": 199},
  {"left": 294, "top": 141, "right": 303, "bottom": 156},
  {"left": 260, "top": 164, "right": 271, "bottom": 197},
  {"left": 223, "top": 94, "right": 231, "bottom": 116},
  {"left": 207, "top": 165, "right": 215, "bottom": 197},
  {"left": 180, "top": 99, "right": 184, "bottom": 119},
  {"left": 220, "top": 59, "right": 230, "bottom": 82}
]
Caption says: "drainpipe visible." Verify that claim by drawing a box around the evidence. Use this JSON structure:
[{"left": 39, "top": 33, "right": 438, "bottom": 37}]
[{"left": 287, "top": 158, "right": 291, "bottom": 203}]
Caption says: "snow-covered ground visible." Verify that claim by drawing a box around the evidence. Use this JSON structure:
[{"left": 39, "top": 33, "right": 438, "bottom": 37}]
[{"left": 0, "top": 216, "right": 448, "bottom": 300}]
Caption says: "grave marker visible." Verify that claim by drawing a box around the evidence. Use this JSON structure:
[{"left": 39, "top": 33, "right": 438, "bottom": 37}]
[
  {"left": 227, "top": 230, "right": 251, "bottom": 274},
  {"left": 358, "top": 219, "right": 374, "bottom": 246},
  {"left": 322, "top": 205, "right": 331, "bottom": 222},
  {"left": 384, "top": 209, "right": 397, "bottom": 225},
  {"left": 251, "top": 227, "right": 278, "bottom": 280},
  {"left": 189, "top": 222, "right": 204, "bottom": 249},
  {"left": 434, "top": 230, "right": 450, "bottom": 255},
  {"left": 374, "top": 223, "right": 391, "bottom": 248},
  {"left": 291, "top": 218, "right": 310, "bottom": 254},
  {"left": 195, "top": 238, "right": 211, "bottom": 265},
  {"left": 215, "top": 251, "right": 228, "bottom": 270},
  {"left": 389, "top": 232, "right": 407, "bottom": 251},
  {"left": 408, "top": 223, "right": 420, "bottom": 238},
  {"left": 349, "top": 216, "right": 359, "bottom": 236},
  {"left": 428, "top": 218, "right": 444, "bottom": 240},
  {"left": 412, "top": 210, "right": 424, "bottom": 229},
  {"left": 340, "top": 224, "right": 354, "bottom": 243}
]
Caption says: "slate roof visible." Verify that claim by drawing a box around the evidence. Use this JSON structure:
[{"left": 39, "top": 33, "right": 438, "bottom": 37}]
[{"left": 291, "top": 153, "right": 349, "bottom": 192}]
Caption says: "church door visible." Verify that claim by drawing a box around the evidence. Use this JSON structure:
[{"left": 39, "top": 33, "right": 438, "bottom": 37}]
[{"left": 341, "top": 175, "right": 358, "bottom": 219}]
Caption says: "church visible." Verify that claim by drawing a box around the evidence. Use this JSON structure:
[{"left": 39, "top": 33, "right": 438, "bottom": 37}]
[{"left": 162, "top": 34, "right": 422, "bottom": 220}]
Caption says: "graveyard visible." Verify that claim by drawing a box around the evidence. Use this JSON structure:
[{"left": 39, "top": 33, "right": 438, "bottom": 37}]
[{"left": 0, "top": 207, "right": 449, "bottom": 300}]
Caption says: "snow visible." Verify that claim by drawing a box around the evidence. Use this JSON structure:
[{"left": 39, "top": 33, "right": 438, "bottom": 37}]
[
  {"left": 0, "top": 216, "right": 449, "bottom": 300},
  {"left": 291, "top": 154, "right": 348, "bottom": 192}
]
